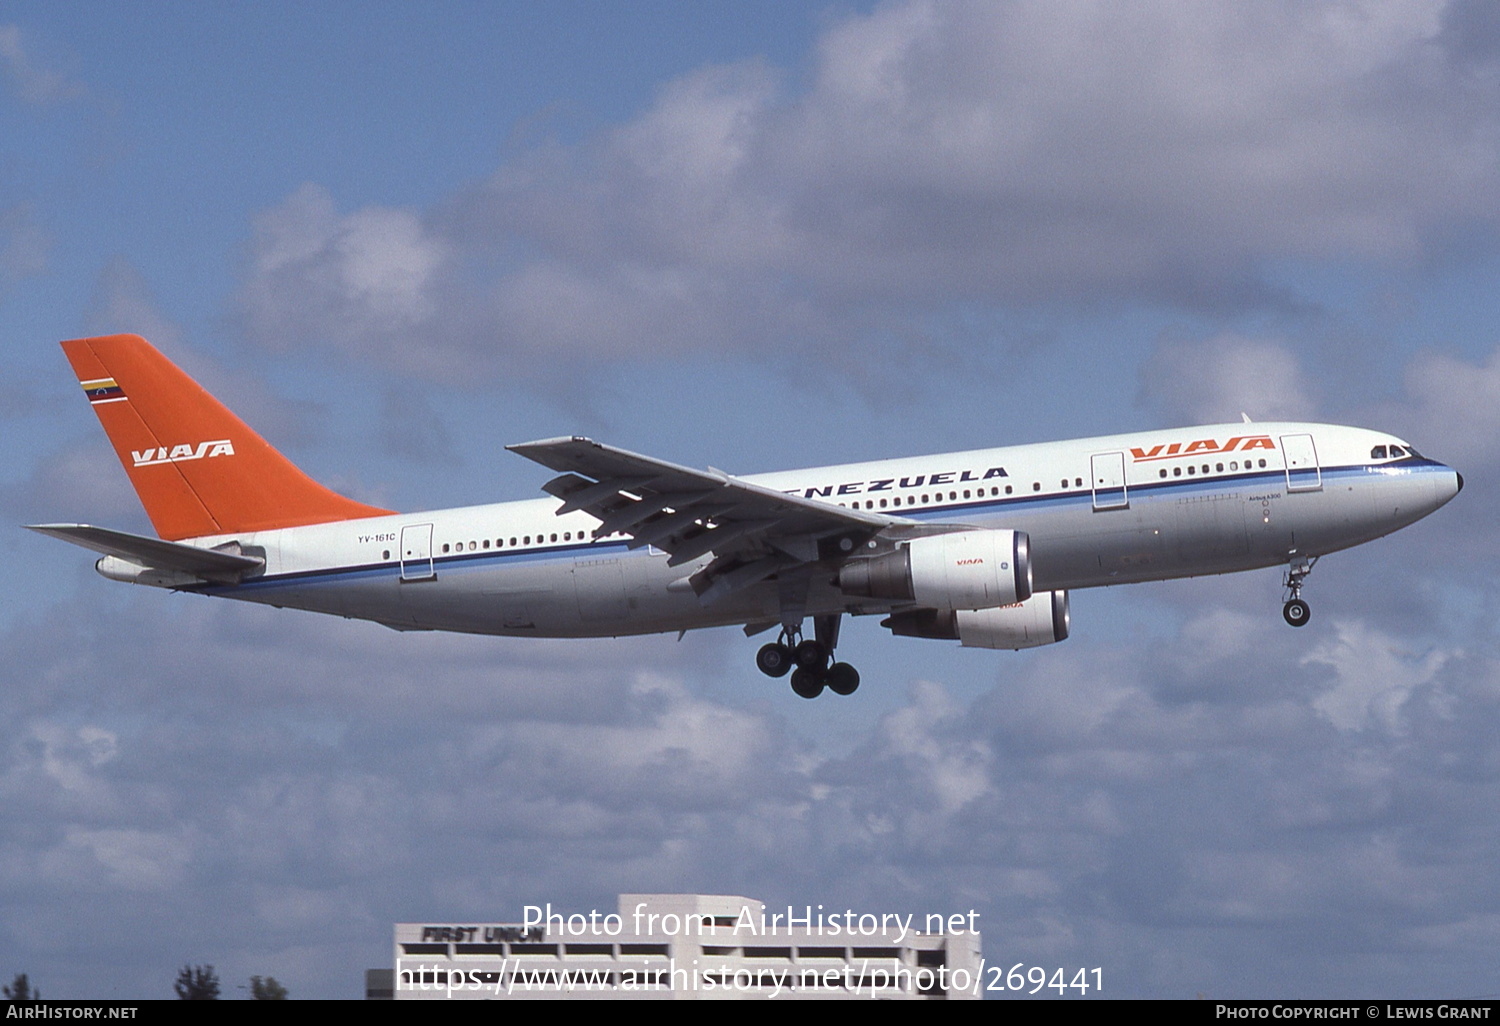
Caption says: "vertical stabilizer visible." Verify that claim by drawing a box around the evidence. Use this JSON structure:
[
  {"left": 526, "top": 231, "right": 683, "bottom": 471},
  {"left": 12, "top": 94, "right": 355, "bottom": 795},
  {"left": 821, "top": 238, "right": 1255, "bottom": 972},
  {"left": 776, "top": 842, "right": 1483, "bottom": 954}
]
[{"left": 62, "top": 334, "right": 393, "bottom": 540}]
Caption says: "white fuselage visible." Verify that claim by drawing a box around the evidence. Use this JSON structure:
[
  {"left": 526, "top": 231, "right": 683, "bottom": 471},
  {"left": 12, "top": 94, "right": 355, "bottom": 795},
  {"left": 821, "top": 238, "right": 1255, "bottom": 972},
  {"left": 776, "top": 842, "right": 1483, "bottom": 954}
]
[{"left": 167, "top": 422, "right": 1460, "bottom": 639}]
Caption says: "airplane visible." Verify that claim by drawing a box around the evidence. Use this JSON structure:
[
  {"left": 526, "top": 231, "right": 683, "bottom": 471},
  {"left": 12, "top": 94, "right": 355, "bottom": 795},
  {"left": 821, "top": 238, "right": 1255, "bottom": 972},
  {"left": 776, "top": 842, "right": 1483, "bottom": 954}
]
[{"left": 29, "top": 334, "right": 1462, "bottom": 699}]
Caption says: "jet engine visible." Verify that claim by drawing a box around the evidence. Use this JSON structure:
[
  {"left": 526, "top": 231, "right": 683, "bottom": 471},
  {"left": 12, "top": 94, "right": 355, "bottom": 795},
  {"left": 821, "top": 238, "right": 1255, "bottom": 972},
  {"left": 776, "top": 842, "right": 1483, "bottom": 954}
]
[
  {"left": 882, "top": 591, "right": 1070, "bottom": 650},
  {"left": 837, "top": 529, "right": 1032, "bottom": 610}
]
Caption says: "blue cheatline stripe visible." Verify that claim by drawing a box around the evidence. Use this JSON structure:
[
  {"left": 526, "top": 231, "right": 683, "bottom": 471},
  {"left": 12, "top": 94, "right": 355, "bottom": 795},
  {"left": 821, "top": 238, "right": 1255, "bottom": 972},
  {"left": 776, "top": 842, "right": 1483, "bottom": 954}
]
[{"left": 197, "top": 538, "right": 635, "bottom": 595}]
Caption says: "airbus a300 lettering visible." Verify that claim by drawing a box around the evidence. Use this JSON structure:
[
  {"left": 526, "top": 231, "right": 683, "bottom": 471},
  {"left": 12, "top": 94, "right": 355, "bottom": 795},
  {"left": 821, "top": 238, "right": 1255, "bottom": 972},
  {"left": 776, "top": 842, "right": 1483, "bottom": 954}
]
[{"left": 29, "top": 335, "right": 1462, "bottom": 699}]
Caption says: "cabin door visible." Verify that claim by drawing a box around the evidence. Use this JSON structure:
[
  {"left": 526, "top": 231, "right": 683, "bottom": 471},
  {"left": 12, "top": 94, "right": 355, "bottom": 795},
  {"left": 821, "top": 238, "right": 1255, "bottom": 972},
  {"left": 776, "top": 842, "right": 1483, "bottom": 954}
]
[
  {"left": 400, "top": 523, "right": 435, "bottom": 581},
  {"left": 1091, "top": 452, "right": 1129, "bottom": 510},
  {"left": 1281, "top": 434, "right": 1322, "bottom": 492}
]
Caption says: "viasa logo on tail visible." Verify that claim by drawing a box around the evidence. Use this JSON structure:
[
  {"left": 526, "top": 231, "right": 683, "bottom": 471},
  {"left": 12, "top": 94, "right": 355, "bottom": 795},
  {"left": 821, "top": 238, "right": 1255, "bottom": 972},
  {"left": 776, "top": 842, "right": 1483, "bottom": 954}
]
[
  {"left": 131, "top": 439, "right": 235, "bottom": 468},
  {"left": 1129, "top": 435, "right": 1276, "bottom": 462}
]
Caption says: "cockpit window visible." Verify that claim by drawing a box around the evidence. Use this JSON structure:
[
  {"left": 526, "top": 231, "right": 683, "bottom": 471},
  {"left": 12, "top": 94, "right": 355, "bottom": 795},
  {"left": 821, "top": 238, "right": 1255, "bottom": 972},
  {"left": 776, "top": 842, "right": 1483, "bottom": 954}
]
[
  {"left": 1371, "top": 445, "right": 1387, "bottom": 459},
  {"left": 1388, "top": 445, "right": 1406, "bottom": 458}
]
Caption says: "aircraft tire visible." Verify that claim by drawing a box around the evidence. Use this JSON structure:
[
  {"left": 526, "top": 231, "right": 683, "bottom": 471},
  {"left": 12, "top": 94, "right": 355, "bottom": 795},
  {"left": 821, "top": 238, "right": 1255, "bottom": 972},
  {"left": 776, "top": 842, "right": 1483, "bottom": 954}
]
[
  {"left": 790, "top": 668, "right": 825, "bottom": 699},
  {"left": 1283, "top": 599, "right": 1311, "bottom": 627},
  {"left": 794, "top": 639, "right": 827, "bottom": 671},
  {"left": 826, "top": 662, "right": 860, "bottom": 696},
  {"left": 757, "top": 643, "right": 794, "bottom": 677}
]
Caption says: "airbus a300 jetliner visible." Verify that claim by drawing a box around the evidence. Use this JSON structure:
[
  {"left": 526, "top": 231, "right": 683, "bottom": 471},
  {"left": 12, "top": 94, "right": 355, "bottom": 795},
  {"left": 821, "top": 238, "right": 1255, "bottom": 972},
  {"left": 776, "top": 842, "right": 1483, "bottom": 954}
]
[{"left": 30, "top": 335, "right": 1462, "bottom": 698}]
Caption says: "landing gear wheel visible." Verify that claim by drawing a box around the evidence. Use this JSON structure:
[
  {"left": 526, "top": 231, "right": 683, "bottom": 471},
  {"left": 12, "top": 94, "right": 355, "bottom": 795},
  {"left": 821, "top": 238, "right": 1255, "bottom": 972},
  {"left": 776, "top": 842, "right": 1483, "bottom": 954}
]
[
  {"left": 1281, "top": 553, "right": 1317, "bottom": 628},
  {"left": 790, "top": 667, "right": 825, "bottom": 699},
  {"left": 1283, "top": 599, "right": 1310, "bottom": 627},
  {"left": 756, "top": 643, "right": 794, "bottom": 678},
  {"left": 794, "top": 639, "right": 827, "bottom": 671},
  {"left": 826, "top": 662, "right": 860, "bottom": 696}
]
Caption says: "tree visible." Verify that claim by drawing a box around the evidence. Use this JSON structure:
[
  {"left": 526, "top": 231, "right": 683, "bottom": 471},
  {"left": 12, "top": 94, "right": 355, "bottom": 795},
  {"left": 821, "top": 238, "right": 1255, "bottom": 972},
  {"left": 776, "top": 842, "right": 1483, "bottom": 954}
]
[
  {"left": 249, "top": 976, "right": 287, "bottom": 1000},
  {"left": 174, "top": 964, "right": 220, "bottom": 1000},
  {"left": 3, "top": 974, "right": 37, "bottom": 1000}
]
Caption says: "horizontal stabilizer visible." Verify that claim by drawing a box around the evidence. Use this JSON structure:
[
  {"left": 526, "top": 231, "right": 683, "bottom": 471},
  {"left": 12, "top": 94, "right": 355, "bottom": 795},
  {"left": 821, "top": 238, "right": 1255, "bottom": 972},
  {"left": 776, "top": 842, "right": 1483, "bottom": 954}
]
[{"left": 25, "top": 523, "right": 264, "bottom": 580}]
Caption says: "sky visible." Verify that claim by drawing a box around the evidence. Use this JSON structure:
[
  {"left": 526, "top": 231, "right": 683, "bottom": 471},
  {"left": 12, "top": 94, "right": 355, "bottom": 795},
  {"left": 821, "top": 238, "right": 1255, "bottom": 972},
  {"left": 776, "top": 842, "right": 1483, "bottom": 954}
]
[{"left": 2, "top": 0, "right": 1500, "bottom": 1000}]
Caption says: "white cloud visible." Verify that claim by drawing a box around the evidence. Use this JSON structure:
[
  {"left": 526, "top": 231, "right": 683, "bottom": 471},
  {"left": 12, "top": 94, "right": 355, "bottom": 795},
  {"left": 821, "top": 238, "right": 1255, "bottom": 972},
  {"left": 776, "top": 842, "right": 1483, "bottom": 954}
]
[
  {"left": 241, "top": 183, "right": 448, "bottom": 353},
  {"left": 0, "top": 25, "right": 84, "bottom": 105},
  {"left": 1398, "top": 345, "right": 1500, "bottom": 469},
  {"left": 868, "top": 679, "right": 993, "bottom": 815},
  {"left": 55, "top": 827, "right": 193, "bottom": 892},
  {"left": 1305, "top": 619, "right": 1449, "bottom": 731},
  {"left": 84, "top": 258, "right": 187, "bottom": 354},
  {"left": 1141, "top": 333, "right": 1319, "bottom": 425},
  {"left": 237, "top": 1, "right": 1500, "bottom": 384}
]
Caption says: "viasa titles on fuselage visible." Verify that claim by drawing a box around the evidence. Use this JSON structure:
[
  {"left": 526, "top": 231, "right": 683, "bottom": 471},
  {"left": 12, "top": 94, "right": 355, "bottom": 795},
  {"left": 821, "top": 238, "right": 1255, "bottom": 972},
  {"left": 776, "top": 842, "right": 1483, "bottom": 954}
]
[{"left": 30, "top": 335, "right": 1462, "bottom": 699}]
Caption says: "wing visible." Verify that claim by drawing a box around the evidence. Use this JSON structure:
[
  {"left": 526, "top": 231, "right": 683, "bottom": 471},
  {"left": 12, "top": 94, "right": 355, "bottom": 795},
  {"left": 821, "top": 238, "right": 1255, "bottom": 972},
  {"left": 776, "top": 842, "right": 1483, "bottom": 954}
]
[{"left": 507, "top": 436, "right": 898, "bottom": 604}]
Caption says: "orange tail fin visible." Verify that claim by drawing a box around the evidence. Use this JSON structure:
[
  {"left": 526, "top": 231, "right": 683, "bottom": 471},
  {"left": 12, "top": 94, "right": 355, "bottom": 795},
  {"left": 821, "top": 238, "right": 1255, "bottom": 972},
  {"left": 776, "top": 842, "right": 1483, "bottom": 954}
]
[{"left": 62, "top": 334, "right": 393, "bottom": 540}]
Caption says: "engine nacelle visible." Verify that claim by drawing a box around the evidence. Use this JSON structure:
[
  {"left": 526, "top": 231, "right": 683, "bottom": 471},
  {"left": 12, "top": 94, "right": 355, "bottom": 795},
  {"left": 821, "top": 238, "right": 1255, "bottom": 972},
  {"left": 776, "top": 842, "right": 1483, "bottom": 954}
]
[
  {"left": 95, "top": 556, "right": 201, "bottom": 588},
  {"left": 838, "top": 529, "right": 1032, "bottom": 610},
  {"left": 883, "top": 591, "right": 1070, "bottom": 650}
]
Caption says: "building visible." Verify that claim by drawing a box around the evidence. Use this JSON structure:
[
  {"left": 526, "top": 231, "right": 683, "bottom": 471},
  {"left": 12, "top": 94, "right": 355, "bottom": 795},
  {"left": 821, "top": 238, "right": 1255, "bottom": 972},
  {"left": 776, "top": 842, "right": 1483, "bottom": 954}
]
[{"left": 389, "top": 893, "right": 982, "bottom": 1000}]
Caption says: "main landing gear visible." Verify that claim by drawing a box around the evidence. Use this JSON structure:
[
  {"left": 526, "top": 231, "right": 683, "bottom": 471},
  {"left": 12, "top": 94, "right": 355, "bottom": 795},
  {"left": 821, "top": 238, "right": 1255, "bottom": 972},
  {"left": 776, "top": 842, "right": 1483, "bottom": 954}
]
[
  {"left": 1282, "top": 553, "right": 1317, "bottom": 627},
  {"left": 756, "top": 614, "right": 860, "bottom": 699}
]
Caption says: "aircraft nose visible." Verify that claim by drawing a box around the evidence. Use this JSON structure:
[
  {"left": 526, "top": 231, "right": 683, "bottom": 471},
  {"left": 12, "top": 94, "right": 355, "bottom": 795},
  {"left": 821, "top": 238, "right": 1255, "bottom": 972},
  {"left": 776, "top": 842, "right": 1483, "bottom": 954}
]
[{"left": 1436, "top": 464, "right": 1463, "bottom": 507}]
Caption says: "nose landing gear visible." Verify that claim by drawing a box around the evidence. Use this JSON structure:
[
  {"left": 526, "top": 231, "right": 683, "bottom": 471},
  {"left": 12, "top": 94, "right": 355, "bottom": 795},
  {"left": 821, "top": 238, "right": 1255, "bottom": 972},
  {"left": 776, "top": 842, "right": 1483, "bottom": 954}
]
[
  {"left": 1282, "top": 553, "right": 1317, "bottom": 627},
  {"left": 756, "top": 614, "right": 860, "bottom": 698}
]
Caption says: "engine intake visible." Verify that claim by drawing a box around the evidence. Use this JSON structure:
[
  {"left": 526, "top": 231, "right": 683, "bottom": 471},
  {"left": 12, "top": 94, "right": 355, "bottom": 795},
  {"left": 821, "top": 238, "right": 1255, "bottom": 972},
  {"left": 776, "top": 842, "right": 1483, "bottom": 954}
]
[{"left": 838, "top": 529, "right": 1032, "bottom": 610}]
